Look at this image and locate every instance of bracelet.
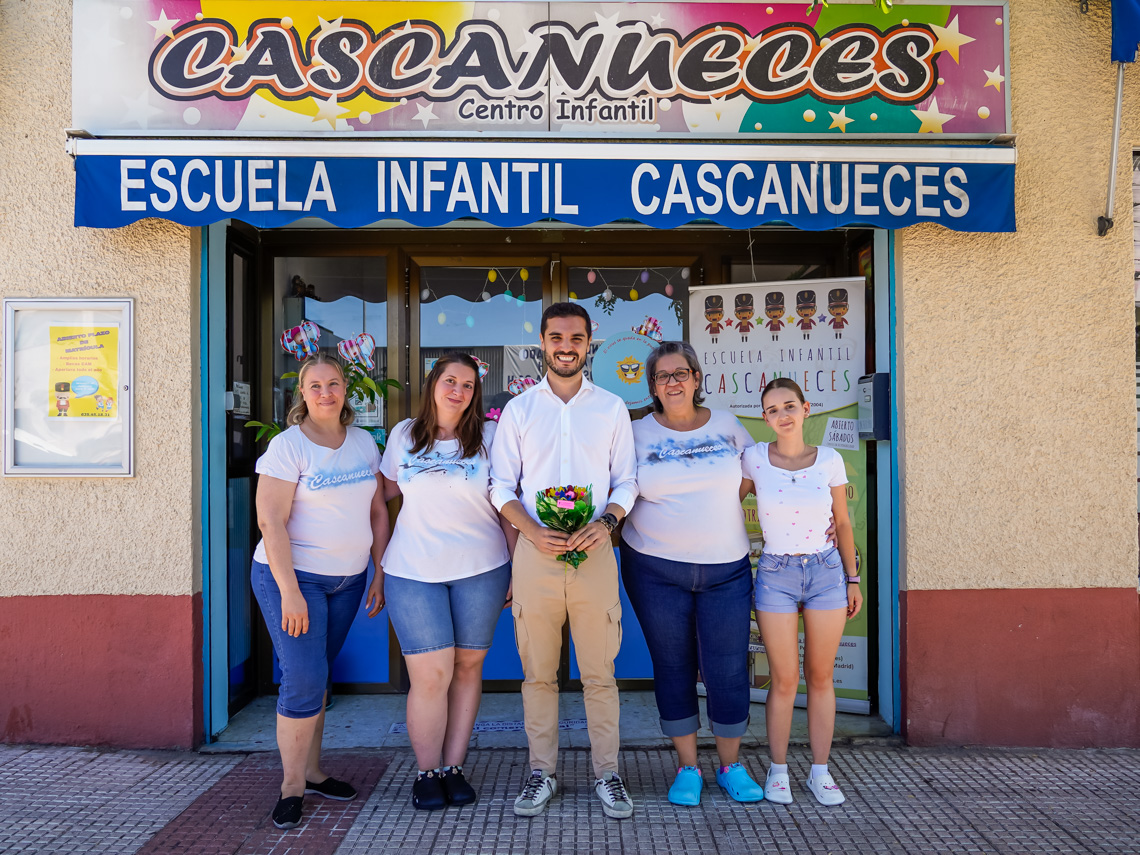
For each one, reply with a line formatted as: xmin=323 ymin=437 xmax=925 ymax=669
xmin=845 ymin=576 xmax=861 ymax=584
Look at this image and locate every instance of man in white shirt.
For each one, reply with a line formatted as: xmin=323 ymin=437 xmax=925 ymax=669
xmin=490 ymin=302 xmax=638 ymax=819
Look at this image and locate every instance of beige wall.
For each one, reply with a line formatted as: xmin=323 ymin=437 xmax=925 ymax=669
xmin=0 ymin=1 xmax=197 ymax=597
xmin=897 ymin=0 xmax=1139 ymax=590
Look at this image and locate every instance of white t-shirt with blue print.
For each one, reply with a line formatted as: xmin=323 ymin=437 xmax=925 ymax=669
xmin=252 ymin=425 xmax=381 ymax=577
xmin=379 ymin=419 xmax=509 ymax=583
xmin=622 ymin=409 xmax=755 ymax=564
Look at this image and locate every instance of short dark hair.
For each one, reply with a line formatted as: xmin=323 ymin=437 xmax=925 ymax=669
xmin=645 ymin=341 xmax=704 ymax=414
xmin=541 ymin=302 xmax=591 ymax=336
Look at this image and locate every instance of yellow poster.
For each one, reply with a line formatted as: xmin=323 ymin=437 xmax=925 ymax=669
xmin=48 ymin=326 xmax=119 ymax=419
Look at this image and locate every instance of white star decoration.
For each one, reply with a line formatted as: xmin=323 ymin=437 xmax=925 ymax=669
xmin=650 ymin=12 xmax=665 ymax=28
xmin=828 ymin=106 xmax=854 ymax=133
xmin=414 ymin=101 xmax=438 ymax=128
xmin=520 ymin=28 xmax=545 ymax=56
xmin=121 ymin=90 xmax=162 ymax=127
xmin=148 ymin=9 xmax=179 ymax=41
xmin=311 ymin=93 xmax=350 ymax=129
xmin=911 ymin=97 xmax=955 ymax=133
xmin=983 ymin=65 xmax=1005 ymax=91
xmin=930 ymin=15 xmax=975 ymax=64
xmin=317 ymin=16 xmax=344 ymax=36
xmin=594 ymin=11 xmax=621 ymax=37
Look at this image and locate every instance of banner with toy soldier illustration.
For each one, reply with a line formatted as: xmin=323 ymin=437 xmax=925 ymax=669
xmin=689 ymin=277 xmax=869 ymax=712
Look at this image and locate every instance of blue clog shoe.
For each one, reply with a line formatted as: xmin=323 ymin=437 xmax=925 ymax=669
xmin=716 ymin=762 xmax=765 ymax=803
xmin=667 ymin=766 xmax=703 ymax=806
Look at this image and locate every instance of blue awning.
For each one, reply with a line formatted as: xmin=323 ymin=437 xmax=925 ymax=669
xmin=1114 ymin=0 xmax=1140 ymax=62
xmin=69 ymin=139 xmax=1016 ymax=233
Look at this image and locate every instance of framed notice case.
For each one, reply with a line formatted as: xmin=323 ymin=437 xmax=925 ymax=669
xmin=3 ymin=298 xmax=134 ymax=476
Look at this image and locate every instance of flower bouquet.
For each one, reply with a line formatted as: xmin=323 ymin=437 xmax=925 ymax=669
xmin=535 ymin=485 xmax=597 ymax=568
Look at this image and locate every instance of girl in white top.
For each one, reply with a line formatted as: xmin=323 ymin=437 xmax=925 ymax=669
xmin=253 ymin=353 xmax=389 ymax=829
xmin=741 ymin=377 xmax=863 ymax=807
xmin=367 ymin=353 xmax=512 ymax=811
xmin=620 ymin=341 xmax=765 ymax=807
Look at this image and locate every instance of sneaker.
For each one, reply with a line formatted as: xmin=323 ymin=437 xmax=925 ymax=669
xmin=715 ymin=762 xmax=765 ymax=803
xmin=805 ymin=771 xmax=846 ymax=806
xmin=412 ymin=770 xmax=448 ymax=810
xmin=763 ymin=768 xmax=793 ymax=804
xmin=667 ymin=766 xmax=703 ymax=806
xmin=304 ymin=776 xmax=357 ymax=801
xmin=440 ymin=765 xmax=477 ymax=806
xmin=514 ymin=770 xmax=557 ymax=816
xmin=271 ymin=795 xmax=303 ymax=829
xmin=594 ymin=771 xmax=634 ymax=819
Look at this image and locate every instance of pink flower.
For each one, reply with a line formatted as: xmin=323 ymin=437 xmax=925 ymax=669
xmin=486 ymin=407 xmax=502 ymax=422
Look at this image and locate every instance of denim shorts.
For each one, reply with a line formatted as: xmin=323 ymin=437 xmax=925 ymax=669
xmin=753 ymin=547 xmax=848 ymax=613
xmin=385 ymin=563 xmax=511 ymax=655
xmin=251 ymin=560 xmax=366 ymax=719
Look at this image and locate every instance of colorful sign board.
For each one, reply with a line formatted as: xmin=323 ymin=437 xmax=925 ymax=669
xmin=72 ymin=141 xmax=1017 ymax=232
xmin=690 ymin=277 xmax=870 ymax=710
xmin=72 ymin=1 xmax=1010 ymax=139
xmin=48 ymin=326 xmax=120 ymax=419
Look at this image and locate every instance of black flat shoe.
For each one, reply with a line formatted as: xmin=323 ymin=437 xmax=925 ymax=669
xmin=305 ymin=776 xmax=357 ymax=801
xmin=272 ymin=795 xmax=304 ymax=829
xmin=441 ymin=766 xmax=477 ymax=806
xmin=412 ymin=770 xmax=448 ymax=810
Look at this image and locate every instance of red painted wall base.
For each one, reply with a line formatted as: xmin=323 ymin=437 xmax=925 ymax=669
xmin=0 ymin=594 xmax=202 ymax=749
xmin=901 ymin=587 xmax=1140 ymax=747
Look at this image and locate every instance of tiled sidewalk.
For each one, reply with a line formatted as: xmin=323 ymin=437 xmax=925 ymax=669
xmin=2 ymin=743 xmax=1139 ymax=854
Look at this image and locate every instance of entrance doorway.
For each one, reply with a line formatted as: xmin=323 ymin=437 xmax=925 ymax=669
xmin=211 ymin=225 xmax=880 ymax=733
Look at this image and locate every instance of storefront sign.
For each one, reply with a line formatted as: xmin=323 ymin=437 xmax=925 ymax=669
xmin=72 ymin=1 xmax=1010 ymax=139
xmin=690 ymin=277 xmax=870 ymax=710
xmin=73 ymin=141 xmax=1016 ymax=232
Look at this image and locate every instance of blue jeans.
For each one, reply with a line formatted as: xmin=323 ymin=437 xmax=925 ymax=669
xmin=385 ymin=563 xmax=511 ymax=655
xmin=754 ymin=548 xmax=848 ymax=613
xmin=251 ymin=561 xmax=366 ymax=719
xmin=619 ymin=542 xmax=753 ymax=738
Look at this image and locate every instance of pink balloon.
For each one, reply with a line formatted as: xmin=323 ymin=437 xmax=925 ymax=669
xmin=587 ymin=270 xmax=596 ymax=284
xmin=665 ymin=283 xmax=674 ymax=297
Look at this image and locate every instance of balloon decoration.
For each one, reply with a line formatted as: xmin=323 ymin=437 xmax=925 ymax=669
xmin=640 ymin=269 xmax=650 ymax=283
xmin=280 ymin=321 xmax=320 ymax=360
xmin=336 ymin=332 xmax=377 ymax=370
xmin=508 ymin=377 xmax=538 ymax=396
xmin=632 ymin=317 xmax=664 ymax=342
xmin=630 ymin=288 xmax=639 ymax=300
xmin=472 ymin=355 xmax=490 ymax=378
xmin=665 ymin=283 xmax=674 ymax=297
xmin=520 ymin=269 xmax=529 ymax=281
xmin=681 ymin=267 xmax=691 ymax=280
xmin=488 ymin=270 xmax=498 ymax=283
xmin=587 ymin=270 xmax=597 ymax=284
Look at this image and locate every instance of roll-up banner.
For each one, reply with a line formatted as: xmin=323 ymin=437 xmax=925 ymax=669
xmin=689 ymin=276 xmax=870 ymax=713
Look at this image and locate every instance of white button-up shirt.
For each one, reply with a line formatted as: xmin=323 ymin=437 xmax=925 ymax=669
xmin=490 ymin=374 xmax=638 ymax=524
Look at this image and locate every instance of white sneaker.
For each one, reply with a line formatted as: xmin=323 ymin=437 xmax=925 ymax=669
xmin=513 ymin=770 xmax=557 ymax=816
xmin=594 ymin=771 xmax=634 ymax=819
xmin=764 ymin=768 xmax=793 ymax=804
xmin=805 ymin=771 xmax=845 ymax=806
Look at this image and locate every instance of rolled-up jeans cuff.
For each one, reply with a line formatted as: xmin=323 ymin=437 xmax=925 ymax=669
xmin=660 ymin=713 xmax=701 ymax=738
xmin=709 ymin=716 xmax=749 ymax=739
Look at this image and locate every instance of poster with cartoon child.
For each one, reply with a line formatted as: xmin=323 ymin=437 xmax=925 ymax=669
xmin=47 ymin=326 xmax=119 ymax=419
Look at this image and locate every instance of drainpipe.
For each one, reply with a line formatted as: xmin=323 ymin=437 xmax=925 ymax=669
xmin=1098 ymin=62 xmax=1126 ymax=236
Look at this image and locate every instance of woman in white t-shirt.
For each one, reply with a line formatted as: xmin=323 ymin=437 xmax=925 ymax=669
xmin=741 ymin=377 xmax=864 ymax=807
xmin=367 ymin=353 xmax=512 ymax=811
xmin=251 ymin=353 xmax=389 ymax=830
xmin=619 ymin=341 xmax=764 ymax=807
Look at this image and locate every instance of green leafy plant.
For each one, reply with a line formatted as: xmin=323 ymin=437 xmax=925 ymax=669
xmin=807 ymin=0 xmax=893 ymax=13
xmin=244 ymin=368 xmax=402 ymax=449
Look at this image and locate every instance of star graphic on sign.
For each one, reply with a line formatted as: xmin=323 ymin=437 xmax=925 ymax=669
xmin=650 ymin=12 xmax=665 ymax=28
xmin=121 ymin=90 xmax=163 ymax=127
xmin=828 ymin=106 xmax=854 ymax=133
xmin=594 ymin=10 xmax=621 ymax=37
xmin=401 ymin=20 xmax=414 ymax=33
xmin=229 ymin=42 xmax=251 ymax=63
xmin=311 ymin=93 xmax=350 ymax=128
xmin=930 ymin=15 xmax=975 ymax=63
xmin=744 ymin=33 xmax=763 ymax=52
xmin=911 ymin=97 xmax=954 ymax=133
xmin=520 ymin=27 xmax=545 ymax=56
xmin=708 ymin=94 xmax=726 ymax=120
xmin=317 ymin=16 xmax=344 ymax=36
xmin=414 ymin=101 xmax=438 ymax=128
xmin=983 ymin=65 xmax=1005 ymax=91
xmin=148 ymin=9 xmax=180 ymax=41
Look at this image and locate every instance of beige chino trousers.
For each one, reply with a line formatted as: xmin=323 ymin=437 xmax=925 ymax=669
xmin=510 ymin=533 xmax=623 ymax=780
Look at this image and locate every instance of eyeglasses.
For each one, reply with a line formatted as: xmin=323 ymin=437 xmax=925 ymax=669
xmin=651 ymin=369 xmax=692 ymax=385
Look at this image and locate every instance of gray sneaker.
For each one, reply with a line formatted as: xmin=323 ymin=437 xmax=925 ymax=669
xmin=513 ymin=770 xmax=557 ymax=816
xmin=594 ymin=772 xmax=634 ymax=819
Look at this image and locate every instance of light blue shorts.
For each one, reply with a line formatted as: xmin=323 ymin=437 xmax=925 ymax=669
xmin=754 ymin=547 xmax=848 ymax=613
xmin=385 ymin=563 xmax=511 ymax=655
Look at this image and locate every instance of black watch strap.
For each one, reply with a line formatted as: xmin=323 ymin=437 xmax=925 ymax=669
xmin=599 ymin=512 xmax=618 ymax=532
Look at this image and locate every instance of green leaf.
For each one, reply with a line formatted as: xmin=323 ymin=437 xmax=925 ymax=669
xmin=281 ymin=371 xmax=298 ymax=379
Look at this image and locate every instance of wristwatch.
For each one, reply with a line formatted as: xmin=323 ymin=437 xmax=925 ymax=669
xmin=599 ymin=513 xmax=618 ymax=533
xmin=845 ymin=576 xmax=861 ymax=584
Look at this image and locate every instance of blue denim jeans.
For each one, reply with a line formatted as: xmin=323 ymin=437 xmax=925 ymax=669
xmin=384 ymin=563 xmax=511 ymax=655
xmin=251 ymin=560 xmax=366 ymax=719
xmin=754 ymin=547 xmax=848 ymax=613
xmin=619 ymin=542 xmax=752 ymax=738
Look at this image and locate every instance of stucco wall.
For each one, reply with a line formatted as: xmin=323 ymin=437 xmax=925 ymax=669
xmin=0 ymin=0 xmax=197 ymax=598
xmin=897 ymin=0 xmax=1140 ymax=591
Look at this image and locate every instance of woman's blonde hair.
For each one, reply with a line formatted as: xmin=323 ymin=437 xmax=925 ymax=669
xmin=286 ymin=353 xmax=356 ymax=427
